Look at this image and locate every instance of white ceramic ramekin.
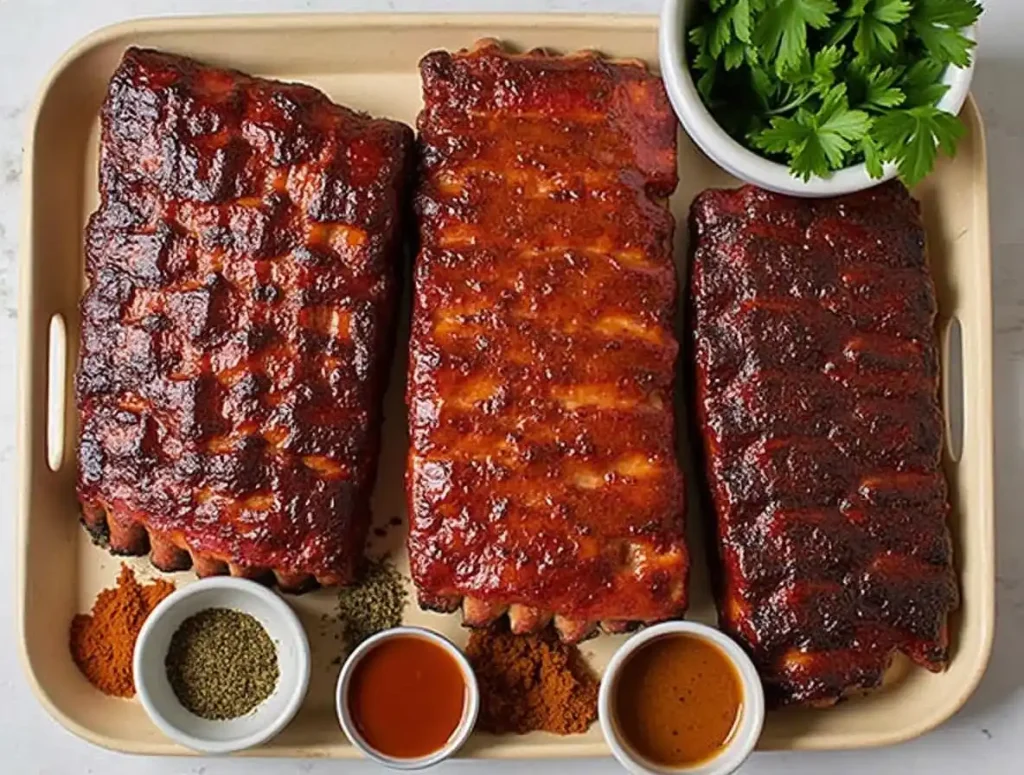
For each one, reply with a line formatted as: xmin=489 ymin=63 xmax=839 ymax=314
xmin=659 ymin=0 xmax=977 ymax=197
xmin=599 ymin=621 xmax=765 ymax=775
xmin=335 ymin=626 xmax=480 ymax=770
xmin=133 ymin=577 xmax=311 ymax=754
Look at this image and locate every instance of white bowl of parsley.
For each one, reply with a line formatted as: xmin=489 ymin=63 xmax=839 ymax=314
xmin=659 ymin=0 xmax=981 ymax=196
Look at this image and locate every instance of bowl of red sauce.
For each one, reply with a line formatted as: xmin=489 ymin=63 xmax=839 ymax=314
xmin=336 ymin=626 xmax=479 ymax=769
xmin=599 ymin=621 xmax=765 ymax=775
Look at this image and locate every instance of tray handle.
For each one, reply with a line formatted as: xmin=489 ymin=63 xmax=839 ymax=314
xmin=45 ymin=313 xmax=68 ymax=472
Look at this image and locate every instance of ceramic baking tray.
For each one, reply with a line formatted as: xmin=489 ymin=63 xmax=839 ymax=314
xmin=16 ymin=13 xmax=994 ymax=758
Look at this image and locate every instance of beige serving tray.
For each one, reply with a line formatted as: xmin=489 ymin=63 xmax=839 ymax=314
xmin=17 ymin=12 xmax=994 ymax=759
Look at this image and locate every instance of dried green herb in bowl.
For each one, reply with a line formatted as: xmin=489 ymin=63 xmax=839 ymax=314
xmin=165 ymin=608 xmax=279 ymax=720
xmin=685 ymin=0 xmax=983 ymax=186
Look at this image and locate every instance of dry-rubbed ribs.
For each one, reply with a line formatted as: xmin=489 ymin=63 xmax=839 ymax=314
xmin=407 ymin=40 xmax=687 ymax=642
xmin=690 ymin=182 xmax=958 ymax=706
xmin=76 ymin=48 xmax=412 ymax=591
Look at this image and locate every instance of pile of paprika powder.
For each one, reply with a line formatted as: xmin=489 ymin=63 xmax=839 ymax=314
xmin=69 ymin=564 xmax=175 ymax=697
xmin=466 ymin=625 xmax=599 ymax=735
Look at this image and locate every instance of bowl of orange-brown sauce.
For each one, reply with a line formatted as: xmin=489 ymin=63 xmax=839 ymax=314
xmin=599 ymin=622 xmax=765 ymax=775
xmin=336 ymin=626 xmax=479 ymax=769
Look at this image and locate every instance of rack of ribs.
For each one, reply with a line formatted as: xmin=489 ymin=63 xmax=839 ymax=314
xmin=406 ymin=40 xmax=687 ymax=643
xmin=690 ymin=181 xmax=958 ymax=705
xmin=76 ymin=48 xmax=412 ymax=591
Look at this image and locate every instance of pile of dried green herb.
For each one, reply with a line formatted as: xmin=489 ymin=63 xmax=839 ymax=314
xmin=165 ymin=608 xmax=279 ymax=720
xmin=336 ymin=558 xmax=407 ymax=652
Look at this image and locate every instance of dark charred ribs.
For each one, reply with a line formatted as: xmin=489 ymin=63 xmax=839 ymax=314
xmin=690 ymin=181 xmax=958 ymax=705
xmin=76 ymin=48 xmax=413 ymax=591
xmin=406 ymin=40 xmax=688 ymax=642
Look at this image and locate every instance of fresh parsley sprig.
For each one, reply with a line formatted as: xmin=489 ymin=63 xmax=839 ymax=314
xmin=687 ymin=0 xmax=982 ymax=186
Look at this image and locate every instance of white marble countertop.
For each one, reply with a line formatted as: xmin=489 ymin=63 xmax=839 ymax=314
xmin=2 ymin=1 xmax=1021 ymax=773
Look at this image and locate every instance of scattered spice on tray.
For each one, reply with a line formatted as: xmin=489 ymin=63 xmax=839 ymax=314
xmin=165 ymin=608 xmax=279 ymax=720
xmin=466 ymin=625 xmax=599 ymax=735
xmin=69 ymin=564 xmax=175 ymax=698
xmin=336 ymin=558 xmax=407 ymax=652
xmin=365 ymin=516 xmax=404 ymax=544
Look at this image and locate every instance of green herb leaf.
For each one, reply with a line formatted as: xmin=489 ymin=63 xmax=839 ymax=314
xmin=854 ymin=17 xmax=898 ymax=59
xmin=688 ymin=22 xmax=718 ymax=101
xmin=873 ymin=0 xmax=912 ymax=25
xmin=697 ymin=66 xmax=718 ymax=102
xmin=753 ymin=84 xmax=871 ymax=180
xmin=900 ymin=57 xmax=949 ymax=106
xmin=724 ymin=39 xmax=748 ymax=70
xmin=750 ymin=64 xmax=777 ymax=105
xmin=872 ymin=105 xmax=965 ymax=186
xmin=755 ymin=0 xmax=839 ymax=73
xmin=731 ymin=0 xmax=754 ymax=44
xmin=902 ymin=56 xmax=945 ymax=87
xmin=913 ymin=0 xmax=983 ymax=28
xmin=689 ymin=22 xmax=716 ymax=70
xmin=847 ymin=0 xmax=911 ymax=60
xmin=827 ymin=17 xmax=857 ymax=46
xmin=911 ymin=21 xmax=975 ymax=67
xmin=752 ymin=111 xmax=806 ymax=155
xmin=862 ymin=65 xmax=906 ymax=110
xmin=812 ymin=44 xmax=845 ymax=88
xmin=779 ymin=44 xmax=843 ymax=90
xmin=817 ymin=83 xmax=873 ymax=147
xmin=688 ymin=23 xmax=708 ymax=59
xmin=861 ymin=134 xmax=885 ymax=178
xmin=709 ymin=13 xmax=734 ymax=58
xmin=911 ymin=0 xmax=981 ymax=67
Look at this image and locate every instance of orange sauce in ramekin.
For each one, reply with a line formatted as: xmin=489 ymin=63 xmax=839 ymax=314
xmin=614 ymin=633 xmax=743 ymax=767
xmin=348 ymin=635 xmax=467 ymax=759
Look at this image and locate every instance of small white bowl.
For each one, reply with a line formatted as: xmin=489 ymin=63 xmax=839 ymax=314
xmin=599 ymin=621 xmax=765 ymax=775
xmin=659 ymin=0 xmax=977 ymax=197
xmin=133 ymin=577 xmax=311 ymax=754
xmin=336 ymin=626 xmax=480 ymax=770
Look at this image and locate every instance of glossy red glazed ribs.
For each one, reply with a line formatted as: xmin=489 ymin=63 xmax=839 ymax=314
xmin=690 ymin=182 xmax=958 ymax=705
xmin=76 ymin=48 xmax=412 ymax=590
xmin=407 ymin=40 xmax=687 ymax=642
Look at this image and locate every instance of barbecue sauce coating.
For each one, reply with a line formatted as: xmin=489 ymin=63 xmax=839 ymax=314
xmin=407 ymin=40 xmax=688 ymax=637
xmin=76 ymin=48 xmax=413 ymax=588
xmin=690 ymin=182 xmax=958 ymax=706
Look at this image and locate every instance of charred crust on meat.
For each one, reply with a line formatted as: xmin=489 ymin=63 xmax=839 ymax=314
xmin=689 ymin=181 xmax=958 ymax=707
xmin=79 ymin=515 xmax=111 ymax=549
xmin=75 ymin=47 xmax=413 ymax=590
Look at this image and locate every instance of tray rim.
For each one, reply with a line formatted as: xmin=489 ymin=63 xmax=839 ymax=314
xmin=15 ymin=11 xmax=995 ymax=759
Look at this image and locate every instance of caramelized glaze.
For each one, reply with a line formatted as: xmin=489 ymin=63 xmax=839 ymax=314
xmin=406 ymin=40 xmax=688 ymax=640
